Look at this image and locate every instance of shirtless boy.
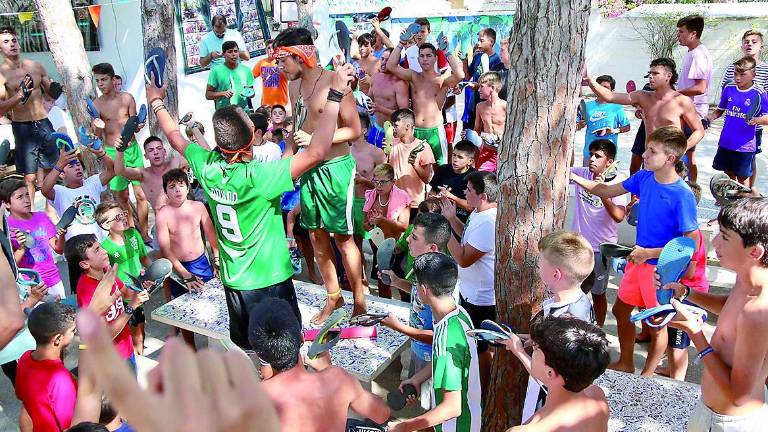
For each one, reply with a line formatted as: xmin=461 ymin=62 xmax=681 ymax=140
xmin=506 ymin=315 xmax=610 ymax=432
xmin=249 ymin=298 xmax=391 ymax=432
xmin=351 ymin=113 xmax=386 ymax=249
xmin=354 ymin=33 xmax=380 ymax=95
xmin=91 ymin=63 xmax=151 ymax=243
xmin=0 ymin=26 xmax=63 ymax=201
xmin=155 ymin=168 xmax=219 ymax=347
xmin=368 ymin=49 xmax=409 ymax=147
xmin=387 ymin=34 xmax=464 ymax=165
xmin=664 ymin=198 xmax=768 ymax=431
xmin=588 ymin=58 xmax=705 ymax=160
xmin=473 ymin=71 xmax=507 ymax=172
xmin=274 ymin=27 xmax=367 ymax=322
xmin=114 ymin=136 xmax=186 ymax=212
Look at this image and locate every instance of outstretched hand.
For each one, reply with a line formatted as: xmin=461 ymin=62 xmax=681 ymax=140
xmin=145 ymin=71 xmax=168 ymax=102
xmin=76 ymin=309 xmax=280 ymax=432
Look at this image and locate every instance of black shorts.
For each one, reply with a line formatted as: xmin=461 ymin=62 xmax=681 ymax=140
xmin=224 ymin=278 xmax=302 ymax=349
xmin=129 ymin=305 xmax=146 ymax=327
xmin=631 ymin=121 xmax=646 ymax=156
xmin=11 ymin=118 xmax=58 ymax=174
xmin=459 ymin=295 xmax=496 ymax=353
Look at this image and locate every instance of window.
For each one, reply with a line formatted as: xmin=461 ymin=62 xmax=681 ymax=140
xmin=0 ymin=0 xmax=100 ymax=52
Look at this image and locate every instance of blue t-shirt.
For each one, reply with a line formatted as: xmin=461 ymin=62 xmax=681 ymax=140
xmin=718 ymin=84 xmax=768 ymax=152
xmin=622 ymin=170 xmax=698 ymax=264
xmin=582 ymin=101 xmax=630 ymax=158
xmin=462 ymin=52 xmax=504 ymax=122
xmin=409 ymin=283 xmax=433 ymax=362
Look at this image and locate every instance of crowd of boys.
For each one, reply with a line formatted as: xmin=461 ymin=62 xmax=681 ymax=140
xmin=0 ymin=10 xmax=765 ymax=432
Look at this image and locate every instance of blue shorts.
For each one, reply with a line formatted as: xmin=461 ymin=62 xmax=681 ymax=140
xmin=11 ymin=119 xmax=58 ymax=174
xmin=366 ymin=122 xmax=385 ymax=149
xmin=169 ymin=253 xmax=214 ymax=298
xmin=668 ymin=300 xmax=697 ymax=349
xmin=713 ymin=147 xmax=754 ymax=178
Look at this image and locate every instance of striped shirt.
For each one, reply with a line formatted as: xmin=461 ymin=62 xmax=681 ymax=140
xmin=721 ymin=62 xmax=768 ymax=91
xmin=432 ymin=306 xmax=482 ymax=432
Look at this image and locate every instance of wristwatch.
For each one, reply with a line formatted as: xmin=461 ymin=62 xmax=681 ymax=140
xmin=124 ymin=305 xmax=135 ymax=315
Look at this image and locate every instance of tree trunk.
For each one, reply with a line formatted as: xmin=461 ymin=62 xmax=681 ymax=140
xmin=141 ymin=0 xmax=179 ymax=135
xmin=485 ymin=1 xmax=591 ymax=430
xmin=33 ymin=0 xmax=98 ymax=174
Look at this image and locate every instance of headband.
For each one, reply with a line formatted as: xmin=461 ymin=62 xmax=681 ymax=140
xmin=272 ymin=45 xmax=318 ymax=68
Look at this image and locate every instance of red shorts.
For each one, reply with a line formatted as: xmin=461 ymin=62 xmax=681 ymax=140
xmin=617 ymin=261 xmax=659 ymax=309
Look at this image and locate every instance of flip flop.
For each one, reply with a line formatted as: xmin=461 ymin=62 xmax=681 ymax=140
xmin=465 ymin=329 xmax=510 ymax=346
xmin=20 ymin=231 xmax=35 ymax=249
xmin=437 ymin=32 xmax=448 ymax=51
xmin=349 ymin=312 xmax=389 ymax=327
xmin=126 ymin=258 xmax=172 ymax=295
xmin=387 ymin=383 xmax=417 ymax=410
xmin=480 ymin=319 xmax=513 ymax=336
xmin=307 ymin=308 xmax=347 ymax=359
xmin=464 ymin=129 xmax=483 ymax=148
xmin=630 ymin=303 xmax=708 ymax=328
xmin=383 ymin=121 xmax=394 ymax=155
xmin=368 ymin=227 xmax=385 ymax=247
xmin=456 ymin=81 xmax=474 ymax=92
xmin=242 ymin=87 xmax=255 ymax=99
xmin=17 ymin=269 xmax=41 ymax=286
xmin=377 ymin=238 xmax=396 ymax=284
xmin=625 ymin=80 xmax=636 ymax=93
xmin=144 ymin=47 xmax=166 ymax=88
xmin=627 ymin=203 xmax=639 ymax=226
xmin=294 ymin=96 xmax=308 ymax=132
xmin=599 ymin=242 xmax=633 ymax=258
xmin=377 ymin=6 xmax=392 ymax=21
xmin=20 ymin=74 xmax=33 ymax=105
xmin=56 ymin=206 xmax=78 ymax=231
xmin=118 ymin=116 xmax=139 ymax=151
xmin=400 ymin=22 xmax=422 ymax=43
xmin=137 ymin=104 xmax=147 ymax=124
xmin=602 ymin=160 xmax=620 ymax=181
xmin=77 ymin=126 xmax=102 ymax=151
xmin=578 ymin=99 xmax=587 ymax=123
xmin=709 ymin=172 xmax=752 ymax=207
xmin=745 ymin=93 xmax=761 ymax=122
xmin=480 ymin=53 xmax=490 ymax=74
xmin=47 ymin=81 xmax=63 ymax=99
xmin=85 ymin=97 xmax=99 ymax=119
xmin=179 ymin=112 xmax=193 ymax=125
xmin=0 ymin=139 xmax=10 ymax=165
xmin=655 ymin=236 xmax=696 ymax=304
xmin=52 ymin=132 xmax=77 ymax=153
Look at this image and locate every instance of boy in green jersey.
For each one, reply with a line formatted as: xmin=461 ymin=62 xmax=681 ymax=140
xmin=145 ymin=56 xmax=355 ymax=349
xmin=95 ymin=201 xmax=152 ymax=355
xmin=389 ymin=252 xmax=482 ymax=432
xmin=205 ymin=41 xmax=254 ymax=111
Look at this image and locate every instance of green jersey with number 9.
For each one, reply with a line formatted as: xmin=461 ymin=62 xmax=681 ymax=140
xmin=185 ymin=143 xmax=295 ymax=289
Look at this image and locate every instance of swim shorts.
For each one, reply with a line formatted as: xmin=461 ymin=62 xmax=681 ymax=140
xmin=169 ymin=252 xmax=215 ymax=298
xmin=353 ymin=196 xmax=368 ymax=239
xmin=299 ymin=154 xmax=356 ymax=235
xmin=617 ymin=261 xmax=657 ymax=309
xmin=11 ymin=119 xmax=57 ymax=174
xmin=688 ymin=398 xmax=768 ymax=432
xmin=414 ymin=125 xmax=447 ymax=165
xmin=713 ymin=147 xmax=755 ymax=178
xmin=105 ymin=141 xmax=145 ymax=191
xmin=581 ymin=251 xmax=609 ymax=296
xmin=631 ymin=121 xmax=646 ymax=157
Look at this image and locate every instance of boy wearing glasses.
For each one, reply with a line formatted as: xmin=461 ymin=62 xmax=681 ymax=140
xmin=95 ymin=201 xmax=151 ymax=355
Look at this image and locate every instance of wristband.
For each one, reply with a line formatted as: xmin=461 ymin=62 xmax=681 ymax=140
xmin=54 ymin=165 xmax=64 ymax=173
xmin=150 ymin=97 xmax=164 ymax=106
xmin=695 ymin=346 xmax=714 ymax=364
xmin=327 ymin=88 xmax=344 ymax=103
xmin=96 ymin=153 xmax=105 ymax=160
xmin=679 ymin=284 xmax=691 ymax=302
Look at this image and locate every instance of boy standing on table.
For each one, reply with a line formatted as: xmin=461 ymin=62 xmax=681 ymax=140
xmin=571 ymin=126 xmax=699 ymax=377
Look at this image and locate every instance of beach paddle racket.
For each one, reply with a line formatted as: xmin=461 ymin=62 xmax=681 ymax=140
xmin=745 ymin=93 xmax=762 ymax=122
xmin=56 ymin=206 xmax=78 ymax=231
xmin=387 ymin=383 xmax=417 ymax=411
xmin=626 ymin=80 xmax=636 ymax=93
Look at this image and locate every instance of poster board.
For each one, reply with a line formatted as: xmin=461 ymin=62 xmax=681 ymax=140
xmin=176 ymin=0 xmax=272 ymax=74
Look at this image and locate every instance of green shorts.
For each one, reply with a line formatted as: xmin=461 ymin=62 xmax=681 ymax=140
xmin=299 ymin=154 xmax=356 ymax=235
xmin=353 ymin=197 xmax=368 ymax=239
xmin=414 ymin=126 xmax=446 ymax=165
xmin=105 ymin=142 xmax=145 ymax=192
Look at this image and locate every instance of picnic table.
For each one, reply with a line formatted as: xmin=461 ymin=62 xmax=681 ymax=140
xmin=151 ymin=278 xmax=411 ymax=382
xmin=597 ymin=369 xmax=700 ymax=432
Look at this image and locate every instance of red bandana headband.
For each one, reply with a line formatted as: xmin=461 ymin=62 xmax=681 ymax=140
xmin=272 ymin=45 xmax=318 ymax=68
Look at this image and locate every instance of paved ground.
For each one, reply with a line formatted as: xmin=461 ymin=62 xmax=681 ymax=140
xmin=0 ymin=109 xmax=757 ymax=429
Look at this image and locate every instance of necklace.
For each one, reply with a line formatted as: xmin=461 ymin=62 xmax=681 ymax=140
xmin=377 ymin=192 xmax=390 ymax=207
xmin=294 ymin=69 xmax=323 ymax=131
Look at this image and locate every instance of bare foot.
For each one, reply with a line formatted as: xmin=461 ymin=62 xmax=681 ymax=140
xmin=607 ymin=361 xmax=635 ymax=374
xmin=351 ymin=301 xmax=367 ymax=318
xmin=311 ymin=296 xmax=344 ymax=325
xmin=654 ymin=365 xmax=671 ymax=377
xmin=309 ymin=273 xmax=323 ymax=286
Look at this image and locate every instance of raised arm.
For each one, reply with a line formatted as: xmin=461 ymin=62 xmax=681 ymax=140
xmin=42 ymin=148 xmax=78 ymax=200
xmin=371 ymin=18 xmax=394 ymax=49
xmin=145 ymin=75 xmax=190 ymax=156
xmin=289 ymin=65 xmax=354 ymax=179
xmin=588 ymin=76 xmax=634 ymax=105
xmin=95 ymin=146 xmax=115 ymax=186
xmin=387 ymin=44 xmax=415 ymax=82
xmin=570 ymin=172 xmax=628 ymax=199
xmin=442 ymin=47 xmax=465 ymax=89
xmin=114 ymin=148 xmax=143 ymax=182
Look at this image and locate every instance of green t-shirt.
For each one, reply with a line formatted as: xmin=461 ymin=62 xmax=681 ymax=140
xmin=207 ymin=63 xmax=254 ymax=110
xmin=101 ymin=228 xmax=146 ymax=286
xmin=432 ymin=307 xmax=482 ymax=432
xmin=185 ymin=143 xmax=295 ymax=290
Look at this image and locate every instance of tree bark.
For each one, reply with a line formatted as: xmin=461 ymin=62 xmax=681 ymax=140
xmin=485 ymin=1 xmax=591 ymax=430
xmin=33 ymin=0 xmax=98 ymax=174
xmin=141 ymin=0 xmax=179 ymax=135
